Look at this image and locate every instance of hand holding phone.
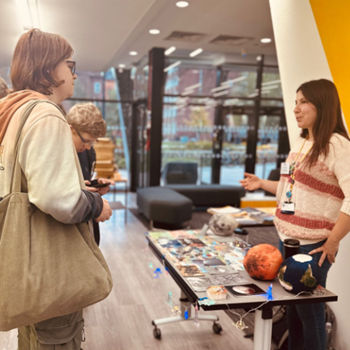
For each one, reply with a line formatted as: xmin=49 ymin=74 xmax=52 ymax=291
xmin=89 ymin=179 xmax=109 ymax=188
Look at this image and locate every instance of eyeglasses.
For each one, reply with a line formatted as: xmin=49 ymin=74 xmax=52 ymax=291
xmin=66 ymin=60 xmax=76 ymax=75
xmin=75 ymin=129 xmax=96 ymax=146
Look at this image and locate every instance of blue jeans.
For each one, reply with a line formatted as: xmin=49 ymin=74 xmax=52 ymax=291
xmin=278 ymin=239 xmax=333 ymax=350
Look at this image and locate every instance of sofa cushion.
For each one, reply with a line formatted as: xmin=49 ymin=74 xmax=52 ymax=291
xmin=166 ymin=184 xmax=245 ymax=207
xmin=137 ymin=187 xmax=193 ymax=224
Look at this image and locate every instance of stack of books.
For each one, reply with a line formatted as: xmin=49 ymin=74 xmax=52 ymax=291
xmin=94 ymin=138 xmax=116 ymax=178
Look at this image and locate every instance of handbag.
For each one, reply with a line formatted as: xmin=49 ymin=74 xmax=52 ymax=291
xmin=0 ymin=100 xmax=113 ymax=331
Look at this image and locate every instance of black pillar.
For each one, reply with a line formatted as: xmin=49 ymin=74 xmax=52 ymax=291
xmin=245 ymin=56 xmax=264 ymax=174
xmin=116 ymin=68 xmax=133 ymax=101
xmin=148 ymin=48 xmax=165 ymax=186
xmin=116 ymin=68 xmax=133 ymax=148
xmin=130 ymin=102 xmax=138 ymax=192
xmin=102 ymin=73 xmax=106 ymax=118
xmin=211 ymin=66 xmax=224 ymax=184
xmin=116 ymin=68 xmax=133 ymax=128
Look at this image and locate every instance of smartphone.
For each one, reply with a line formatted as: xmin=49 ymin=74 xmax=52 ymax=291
xmin=89 ymin=179 xmax=109 ymax=188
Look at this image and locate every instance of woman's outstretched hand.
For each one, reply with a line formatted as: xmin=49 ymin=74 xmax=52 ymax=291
xmin=239 ymin=172 xmax=262 ymax=191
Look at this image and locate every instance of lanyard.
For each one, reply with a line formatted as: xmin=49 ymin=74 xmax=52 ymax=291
xmin=285 ymin=138 xmax=312 ymax=202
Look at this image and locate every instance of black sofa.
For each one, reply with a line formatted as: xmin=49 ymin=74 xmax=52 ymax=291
xmin=166 ymin=184 xmax=245 ymax=208
xmin=137 ymin=187 xmax=193 ymax=228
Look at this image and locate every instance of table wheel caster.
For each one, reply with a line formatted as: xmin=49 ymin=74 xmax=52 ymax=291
xmin=213 ymin=322 xmax=223 ymax=334
xmin=153 ymin=327 xmax=161 ymax=340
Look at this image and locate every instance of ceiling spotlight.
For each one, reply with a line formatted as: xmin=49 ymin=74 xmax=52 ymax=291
xmin=118 ymin=64 xmax=126 ymax=68
xmin=165 ymin=46 xmax=176 ymax=56
xmin=260 ymin=38 xmax=272 ymax=44
xmin=189 ymin=48 xmax=203 ymax=58
xmin=15 ymin=0 xmax=40 ymax=29
xmin=149 ymin=29 xmax=160 ymax=35
xmin=129 ymin=51 xmax=138 ymax=56
xmin=176 ymin=1 xmax=189 ymax=8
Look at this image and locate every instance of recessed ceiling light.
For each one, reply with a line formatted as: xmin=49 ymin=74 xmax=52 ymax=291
xmin=15 ymin=0 xmax=40 ymax=30
xmin=165 ymin=46 xmax=176 ymax=56
xmin=260 ymin=38 xmax=272 ymax=43
xmin=189 ymin=48 xmax=203 ymax=58
xmin=149 ymin=29 xmax=160 ymax=35
xmin=118 ymin=64 xmax=126 ymax=68
xmin=129 ymin=51 xmax=138 ymax=56
xmin=176 ymin=1 xmax=189 ymax=8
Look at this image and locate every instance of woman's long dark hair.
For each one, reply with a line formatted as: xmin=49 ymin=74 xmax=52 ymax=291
xmin=297 ymin=79 xmax=349 ymax=167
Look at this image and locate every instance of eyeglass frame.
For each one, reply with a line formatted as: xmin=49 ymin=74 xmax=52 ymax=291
xmin=66 ymin=60 xmax=76 ymax=75
xmin=75 ymin=128 xmax=97 ymax=146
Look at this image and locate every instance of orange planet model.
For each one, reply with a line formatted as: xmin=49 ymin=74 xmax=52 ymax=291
xmin=243 ymin=244 xmax=283 ymax=280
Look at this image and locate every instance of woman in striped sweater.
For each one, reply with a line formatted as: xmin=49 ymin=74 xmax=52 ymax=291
xmin=240 ymin=79 xmax=350 ymax=350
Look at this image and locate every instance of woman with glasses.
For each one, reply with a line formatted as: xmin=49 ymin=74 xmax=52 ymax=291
xmin=0 ymin=28 xmax=112 ymax=349
xmin=66 ymin=102 xmax=115 ymax=245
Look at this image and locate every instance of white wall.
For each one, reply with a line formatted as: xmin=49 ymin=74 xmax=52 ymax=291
xmin=269 ymin=0 xmax=332 ymax=147
xmin=269 ymin=1 xmax=350 ymax=348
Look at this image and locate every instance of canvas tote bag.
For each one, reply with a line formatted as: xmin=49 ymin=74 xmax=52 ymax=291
xmin=0 ymin=100 xmax=113 ymax=331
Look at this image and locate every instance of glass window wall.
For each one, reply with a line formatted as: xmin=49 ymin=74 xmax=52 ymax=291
xmin=0 ymin=66 xmax=11 ymax=87
xmin=261 ymin=67 xmax=283 ymax=100
xmin=164 ymin=66 xmax=217 ymax=96
xmin=161 ymin=103 xmax=215 ymax=185
xmin=222 ymin=65 xmax=258 ymax=98
xmin=133 ymin=59 xmax=149 ymax=100
xmin=220 ymin=112 xmax=249 ymax=185
xmin=160 ymin=62 xmax=287 ymax=187
xmin=256 ymin=115 xmax=280 ymax=179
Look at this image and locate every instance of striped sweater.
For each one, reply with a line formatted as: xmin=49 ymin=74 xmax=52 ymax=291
xmin=274 ymin=134 xmax=350 ymax=244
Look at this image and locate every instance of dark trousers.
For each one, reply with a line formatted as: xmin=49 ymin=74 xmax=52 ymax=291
xmin=279 ymin=239 xmax=332 ymax=350
xmin=18 ymin=310 xmax=84 ymax=350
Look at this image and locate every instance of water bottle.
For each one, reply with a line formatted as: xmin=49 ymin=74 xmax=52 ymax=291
xmin=283 ymin=239 xmax=300 ymax=259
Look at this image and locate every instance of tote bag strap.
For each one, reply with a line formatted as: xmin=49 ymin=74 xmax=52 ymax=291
xmin=10 ymin=100 xmax=63 ymax=193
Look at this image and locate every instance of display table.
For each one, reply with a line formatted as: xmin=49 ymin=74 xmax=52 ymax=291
xmin=146 ymin=230 xmax=337 ymax=350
